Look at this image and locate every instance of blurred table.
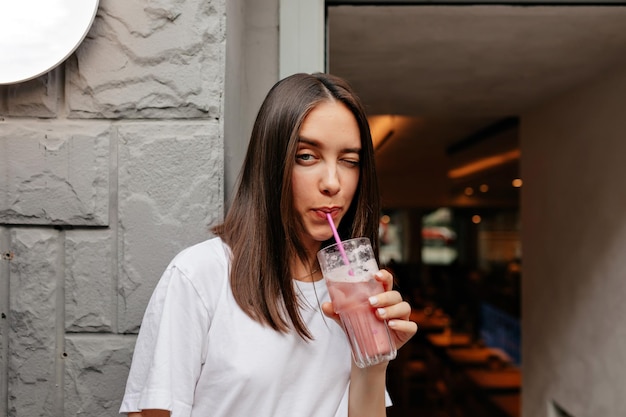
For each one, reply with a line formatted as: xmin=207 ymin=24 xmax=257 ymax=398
xmin=426 ymin=332 xmax=472 ymax=349
xmin=464 ymin=367 xmax=521 ymax=392
xmin=446 ymin=346 xmax=512 ymax=367
xmin=410 ymin=309 xmax=451 ymax=332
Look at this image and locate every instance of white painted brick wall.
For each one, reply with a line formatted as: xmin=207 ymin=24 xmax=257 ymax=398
xmin=117 ymin=121 xmax=223 ymax=332
xmin=64 ymin=335 xmax=136 ymax=417
xmin=67 ymin=0 xmax=224 ymax=120
xmin=7 ymin=228 xmax=60 ymax=416
xmin=66 ymin=229 xmax=114 ymax=332
xmin=0 ymin=0 xmax=226 ymax=415
xmin=0 ymin=121 xmax=111 ymax=226
xmin=4 ymin=71 xmax=61 ymax=118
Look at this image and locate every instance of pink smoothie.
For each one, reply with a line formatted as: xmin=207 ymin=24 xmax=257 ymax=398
xmin=327 ymin=280 xmax=394 ymax=360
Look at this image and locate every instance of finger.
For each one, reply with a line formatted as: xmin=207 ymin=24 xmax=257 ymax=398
xmin=374 ymin=269 xmax=394 ymax=292
xmin=321 ymin=301 xmax=338 ymax=319
xmin=369 ymin=290 xmax=404 ymax=309
xmin=374 ymin=300 xmax=412 ymax=321
xmin=388 ymin=319 xmax=418 ymax=339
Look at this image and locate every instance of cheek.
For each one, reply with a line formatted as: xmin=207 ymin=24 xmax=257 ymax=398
xmin=345 ymin=173 xmax=360 ymax=200
xmin=291 ymin=175 xmax=310 ymax=207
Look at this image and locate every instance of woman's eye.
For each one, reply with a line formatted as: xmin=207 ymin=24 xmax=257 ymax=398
xmin=342 ymin=158 xmax=360 ymax=167
xmin=296 ymin=153 xmax=316 ymax=163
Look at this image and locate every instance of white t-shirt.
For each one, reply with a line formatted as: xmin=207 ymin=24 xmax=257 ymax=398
xmin=120 ymin=237 xmax=388 ymax=417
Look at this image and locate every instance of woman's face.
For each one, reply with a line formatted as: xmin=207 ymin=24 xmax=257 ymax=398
xmin=291 ymin=100 xmax=361 ymax=253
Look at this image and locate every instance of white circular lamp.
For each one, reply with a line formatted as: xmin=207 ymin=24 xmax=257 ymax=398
xmin=0 ymin=0 xmax=99 ymax=85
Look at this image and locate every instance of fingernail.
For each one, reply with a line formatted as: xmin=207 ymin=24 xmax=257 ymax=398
xmin=375 ymin=271 xmax=384 ymax=279
xmin=388 ymin=320 xmax=396 ymax=328
xmin=377 ymin=308 xmax=386 ymax=317
xmin=369 ymin=296 xmax=378 ymax=306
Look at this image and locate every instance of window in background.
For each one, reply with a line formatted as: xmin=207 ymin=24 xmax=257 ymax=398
xmin=473 ymin=209 xmax=522 ymax=317
xmin=421 ymin=207 xmax=458 ymax=265
xmin=477 ymin=210 xmax=521 ymax=272
xmin=379 ymin=211 xmax=404 ymax=264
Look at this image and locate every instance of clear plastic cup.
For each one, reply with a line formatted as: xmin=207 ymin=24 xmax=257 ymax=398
xmin=317 ymin=237 xmax=397 ymax=368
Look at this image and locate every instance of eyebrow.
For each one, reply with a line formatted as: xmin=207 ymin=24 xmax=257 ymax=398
xmin=297 ymin=137 xmax=361 ymax=154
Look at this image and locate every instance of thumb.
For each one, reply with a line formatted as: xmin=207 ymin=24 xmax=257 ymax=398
xmin=321 ymin=302 xmax=339 ymax=320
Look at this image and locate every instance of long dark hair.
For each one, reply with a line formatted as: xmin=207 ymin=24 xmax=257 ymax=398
xmin=214 ymin=73 xmax=381 ymax=339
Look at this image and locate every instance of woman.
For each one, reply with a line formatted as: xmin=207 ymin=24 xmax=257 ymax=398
xmin=120 ymin=73 xmax=417 ymax=417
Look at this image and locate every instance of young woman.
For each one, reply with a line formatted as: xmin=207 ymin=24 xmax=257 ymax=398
xmin=120 ymin=73 xmax=417 ymax=417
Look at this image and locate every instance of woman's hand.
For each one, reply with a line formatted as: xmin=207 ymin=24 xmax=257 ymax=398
xmin=369 ymin=268 xmax=418 ymax=350
xmin=321 ymin=268 xmax=417 ymax=351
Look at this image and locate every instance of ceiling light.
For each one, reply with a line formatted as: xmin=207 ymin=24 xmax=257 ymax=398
xmin=512 ymin=178 xmax=523 ymax=188
xmin=368 ymin=114 xmax=414 ymax=151
xmin=472 ymin=215 xmax=481 ymax=224
xmin=479 ymin=184 xmax=489 ymax=193
xmin=464 ymin=187 xmax=474 ymax=196
xmin=448 ymin=149 xmax=521 ymax=179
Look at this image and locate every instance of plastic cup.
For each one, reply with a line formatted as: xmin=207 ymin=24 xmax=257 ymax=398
xmin=317 ymin=237 xmax=397 ymax=368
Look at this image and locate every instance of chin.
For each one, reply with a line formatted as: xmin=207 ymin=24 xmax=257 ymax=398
xmin=302 ymin=229 xmax=333 ymax=247
xmin=312 ymin=227 xmax=334 ymax=241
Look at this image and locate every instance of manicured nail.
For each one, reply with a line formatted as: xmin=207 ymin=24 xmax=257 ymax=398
xmin=377 ymin=308 xmax=386 ymax=317
xmin=388 ymin=320 xmax=397 ymax=328
xmin=369 ymin=296 xmax=378 ymax=306
xmin=375 ymin=271 xmax=384 ymax=279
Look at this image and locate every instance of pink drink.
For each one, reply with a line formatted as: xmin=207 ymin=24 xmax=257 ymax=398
xmin=318 ymin=237 xmax=397 ymax=368
xmin=327 ymin=280 xmax=394 ymax=363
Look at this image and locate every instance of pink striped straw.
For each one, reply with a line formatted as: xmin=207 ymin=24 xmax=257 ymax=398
xmin=326 ymin=213 xmax=353 ymax=274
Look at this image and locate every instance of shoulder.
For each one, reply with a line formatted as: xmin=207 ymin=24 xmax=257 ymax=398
xmin=162 ymin=237 xmax=231 ymax=306
xmin=170 ymin=237 xmax=230 ymax=272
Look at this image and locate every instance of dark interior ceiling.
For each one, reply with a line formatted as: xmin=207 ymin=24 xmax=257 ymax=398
xmin=327 ymin=4 xmax=626 ymax=209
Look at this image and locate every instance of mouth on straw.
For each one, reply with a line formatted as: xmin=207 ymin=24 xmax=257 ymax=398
xmin=326 ymin=213 xmax=354 ymax=275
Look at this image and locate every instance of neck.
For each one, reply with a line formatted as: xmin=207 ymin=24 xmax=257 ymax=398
xmin=291 ymin=258 xmax=322 ymax=282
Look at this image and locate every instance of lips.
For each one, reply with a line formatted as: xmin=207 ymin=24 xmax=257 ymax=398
xmin=313 ymin=206 xmax=341 ymax=219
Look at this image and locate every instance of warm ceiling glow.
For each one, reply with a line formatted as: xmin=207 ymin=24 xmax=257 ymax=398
xmin=472 ymin=215 xmax=482 ymax=224
xmin=479 ymin=184 xmax=489 ymax=193
xmin=448 ymin=149 xmax=521 ymax=179
xmin=512 ymin=178 xmax=523 ymax=187
xmin=464 ymin=187 xmax=474 ymax=196
xmin=368 ymin=114 xmax=414 ymax=150
xmin=380 ymin=215 xmax=391 ymax=224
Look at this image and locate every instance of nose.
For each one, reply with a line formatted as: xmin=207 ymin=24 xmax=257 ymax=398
xmin=320 ymin=163 xmax=340 ymax=196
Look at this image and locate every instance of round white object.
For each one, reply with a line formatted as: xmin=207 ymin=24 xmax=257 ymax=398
xmin=0 ymin=0 xmax=99 ymax=84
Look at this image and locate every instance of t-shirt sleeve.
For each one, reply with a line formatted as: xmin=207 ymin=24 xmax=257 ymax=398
xmin=119 ymin=265 xmax=211 ymax=417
